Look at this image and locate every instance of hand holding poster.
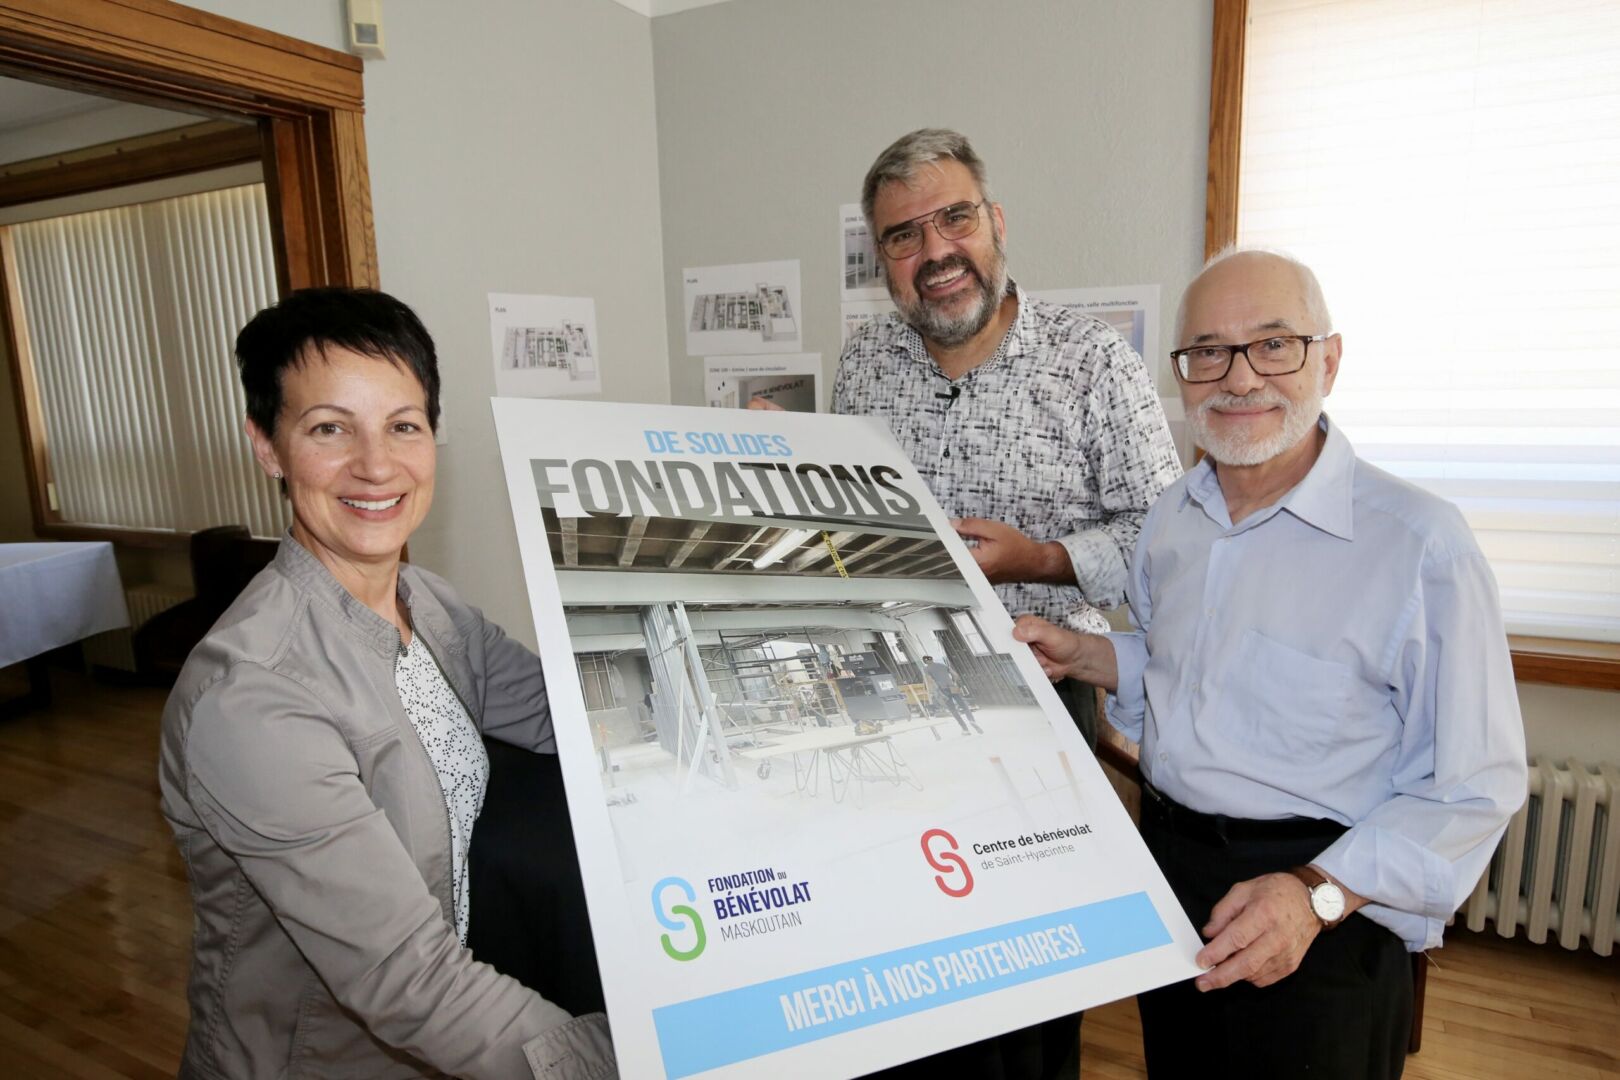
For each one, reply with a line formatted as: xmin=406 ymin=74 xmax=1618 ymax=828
xmin=493 ymin=399 xmax=1201 ymax=1079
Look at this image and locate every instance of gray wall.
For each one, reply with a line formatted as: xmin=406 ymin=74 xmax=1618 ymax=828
xmin=179 ymin=0 xmax=672 ymax=645
xmin=651 ymin=0 xmax=1212 ymax=407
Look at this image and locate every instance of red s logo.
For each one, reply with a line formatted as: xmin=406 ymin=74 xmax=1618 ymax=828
xmin=921 ymin=828 xmax=974 ymax=897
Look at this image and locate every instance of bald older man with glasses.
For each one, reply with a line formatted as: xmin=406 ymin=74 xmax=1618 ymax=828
xmin=1015 ymin=249 xmax=1527 ymax=1079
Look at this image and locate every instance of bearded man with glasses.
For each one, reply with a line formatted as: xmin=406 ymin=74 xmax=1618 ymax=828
xmin=818 ymin=128 xmax=1180 ymax=747
xmin=1014 ymin=249 xmax=1526 ymax=1079
xmin=814 ymin=128 xmax=1179 ymax=1080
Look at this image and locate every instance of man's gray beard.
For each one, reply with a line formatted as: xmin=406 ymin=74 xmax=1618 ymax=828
xmin=1187 ymin=366 xmax=1325 ymax=466
xmin=892 ymin=243 xmax=1010 ymax=349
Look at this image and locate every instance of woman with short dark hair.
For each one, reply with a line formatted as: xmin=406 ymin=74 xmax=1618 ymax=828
xmin=158 ymin=287 xmax=615 ymax=1080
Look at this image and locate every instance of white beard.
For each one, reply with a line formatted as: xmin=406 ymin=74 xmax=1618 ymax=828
xmin=1188 ymin=366 xmax=1325 ymax=466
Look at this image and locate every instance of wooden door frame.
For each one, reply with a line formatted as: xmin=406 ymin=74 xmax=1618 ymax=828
xmin=0 ymin=0 xmax=377 ymax=546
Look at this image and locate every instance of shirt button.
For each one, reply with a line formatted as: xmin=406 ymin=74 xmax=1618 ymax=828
xmin=1205 ymin=608 xmax=1216 ymax=617
xmin=1158 ymin=752 xmax=1168 ymax=763
xmin=1190 ymin=682 xmax=1200 ymax=693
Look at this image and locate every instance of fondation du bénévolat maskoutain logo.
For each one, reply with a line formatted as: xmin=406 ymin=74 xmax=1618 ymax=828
xmin=654 ymin=867 xmax=817 ymax=961
xmin=652 ymin=877 xmax=707 ymax=962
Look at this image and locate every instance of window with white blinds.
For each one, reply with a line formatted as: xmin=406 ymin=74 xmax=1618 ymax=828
xmin=6 ymin=183 xmax=288 ymax=539
xmin=1237 ymin=0 xmax=1620 ymax=643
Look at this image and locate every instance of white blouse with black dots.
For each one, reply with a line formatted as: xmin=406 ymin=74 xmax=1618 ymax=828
xmin=394 ymin=636 xmax=489 ymax=945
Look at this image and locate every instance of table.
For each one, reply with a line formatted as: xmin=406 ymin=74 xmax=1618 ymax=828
xmin=0 ymin=542 xmax=129 ymax=711
xmin=735 ymin=717 xmax=945 ymax=805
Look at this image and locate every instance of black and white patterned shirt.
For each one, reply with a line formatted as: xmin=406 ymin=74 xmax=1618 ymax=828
xmin=395 ymin=636 xmax=489 ymax=945
xmin=834 ymin=283 xmax=1181 ymax=633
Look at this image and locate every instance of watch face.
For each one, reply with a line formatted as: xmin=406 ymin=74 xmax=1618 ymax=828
xmin=1311 ymin=883 xmax=1346 ymax=923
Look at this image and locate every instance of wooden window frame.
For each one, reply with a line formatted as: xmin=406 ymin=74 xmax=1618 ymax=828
xmin=0 ymin=0 xmax=377 ymax=551
xmin=0 ymin=119 xmax=261 ymax=208
xmin=1205 ymin=0 xmax=1618 ymax=690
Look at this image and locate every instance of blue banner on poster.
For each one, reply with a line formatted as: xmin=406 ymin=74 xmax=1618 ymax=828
xmin=652 ymin=891 xmax=1171 ymax=1078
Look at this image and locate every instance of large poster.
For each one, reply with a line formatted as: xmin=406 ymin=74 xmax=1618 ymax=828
xmin=493 ymin=400 xmax=1201 ymax=1079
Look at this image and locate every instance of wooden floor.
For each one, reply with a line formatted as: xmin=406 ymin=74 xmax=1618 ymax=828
xmin=0 ymin=668 xmax=1615 ymax=1078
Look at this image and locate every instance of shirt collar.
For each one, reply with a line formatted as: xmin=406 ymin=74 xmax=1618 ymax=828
xmin=274 ymin=531 xmax=405 ymax=656
xmin=1183 ymin=414 xmax=1356 ymax=541
xmin=273 ymin=533 xmax=464 ymax=659
xmin=888 ymin=280 xmax=1026 ymax=378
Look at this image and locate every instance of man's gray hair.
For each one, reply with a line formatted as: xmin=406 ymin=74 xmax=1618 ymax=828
xmin=861 ymin=128 xmax=994 ymax=231
xmin=1176 ymin=245 xmax=1334 ymax=341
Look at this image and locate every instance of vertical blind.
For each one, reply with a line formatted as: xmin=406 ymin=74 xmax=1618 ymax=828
xmin=9 ymin=184 xmax=288 ymax=538
xmin=1238 ymin=0 xmax=1620 ymax=642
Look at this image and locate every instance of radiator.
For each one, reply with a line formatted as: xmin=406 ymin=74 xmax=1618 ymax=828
xmin=81 ymin=584 xmax=191 ymax=672
xmin=1460 ymin=758 xmax=1620 ymax=957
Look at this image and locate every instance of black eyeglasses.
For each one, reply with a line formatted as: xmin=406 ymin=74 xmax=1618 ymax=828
xmin=876 ymin=201 xmax=986 ymax=259
xmin=1169 ymin=334 xmax=1331 ymax=383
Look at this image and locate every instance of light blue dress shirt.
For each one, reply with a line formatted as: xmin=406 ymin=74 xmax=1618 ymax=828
xmin=1106 ymin=416 xmax=1527 ymax=951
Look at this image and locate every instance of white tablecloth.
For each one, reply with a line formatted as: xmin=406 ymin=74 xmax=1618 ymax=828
xmin=0 ymin=542 xmax=130 ymax=669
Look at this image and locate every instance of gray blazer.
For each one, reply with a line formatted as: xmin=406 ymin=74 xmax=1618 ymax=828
xmin=159 ymin=537 xmax=614 ymax=1079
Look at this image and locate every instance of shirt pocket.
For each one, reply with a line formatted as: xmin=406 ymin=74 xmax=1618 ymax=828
xmin=1220 ymin=628 xmax=1353 ymax=759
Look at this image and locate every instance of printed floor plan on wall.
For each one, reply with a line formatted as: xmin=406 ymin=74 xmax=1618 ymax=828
xmin=689 ymin=283 xmax=798 ymax=345
xmin=682 ymin=260 xmax=803 ymax=356
xmin=488 ymin=293 xmax=603 ymax=398
xmin=503 ymin=322 xmax=595 ymax=379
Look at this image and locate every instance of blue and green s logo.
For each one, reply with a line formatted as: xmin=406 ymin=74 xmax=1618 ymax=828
xmin=652 ymin=876 xmax=706 ymax=962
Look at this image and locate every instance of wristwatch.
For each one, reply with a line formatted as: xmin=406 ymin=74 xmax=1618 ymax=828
xmin=1289 ymin=865 xmax=1347 ymax=928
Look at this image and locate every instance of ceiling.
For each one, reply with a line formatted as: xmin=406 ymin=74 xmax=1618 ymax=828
xmin=0 ymin=74 xmax=211 ymax=143
xmin=0 ymin=76 xmax=118 ymax=132
xmin=605 ymin=0 xmax=736 ymax=17
xmin=544 ymin=509 xmax=963 ymax=581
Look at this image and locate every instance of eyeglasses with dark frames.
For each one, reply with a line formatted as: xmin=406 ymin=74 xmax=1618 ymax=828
xmin=876 ymin=201 xmax=986 ymax=260
xmin=1169 ymin=334 xmax=1332 ymax=383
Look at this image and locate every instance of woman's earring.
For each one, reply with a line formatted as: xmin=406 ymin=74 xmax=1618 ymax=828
xmin=273 ymin=472 xmax=283 ymax=479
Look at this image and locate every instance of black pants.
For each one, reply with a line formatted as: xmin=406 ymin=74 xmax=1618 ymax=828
xmin=1053 ymin=677 xmax=1099 ymax=750
xmin=1137 ymin=797 xmax=1411 ymax=1080
xmin=860 ymin=1011 xmax=1079 ymax=1080
xmin=468 ymin=739 xmax=606 ymax=1016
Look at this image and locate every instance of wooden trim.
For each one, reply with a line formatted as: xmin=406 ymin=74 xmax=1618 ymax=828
xmin=323 ymin=108 xmax=378 ymax=287
xmin=0 ymin=121 xmax=260 ymax=208
xmin=1509 ymin=636 xmax=1620 ymax=692
xmin=0 ymin=0 xmax=376 ymax=294
xmin=0 ymin=0 xmax=377 ymax=546
xmin=1205 ymin=0 xmax=1247 ymax=259
xmin=1096 ymin=736 xmax=1142 ymax=783
xmin=33 ymin=520 xmax=189 ymax=550
xmin=0 ymin=0 xmax=363 ymax=114
xmin=0 ymin=226 xmax=52 ymax=530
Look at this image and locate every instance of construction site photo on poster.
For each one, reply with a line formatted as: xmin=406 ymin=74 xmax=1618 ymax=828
xmin=492 ymin=399 xmax=1202 ymax=1080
